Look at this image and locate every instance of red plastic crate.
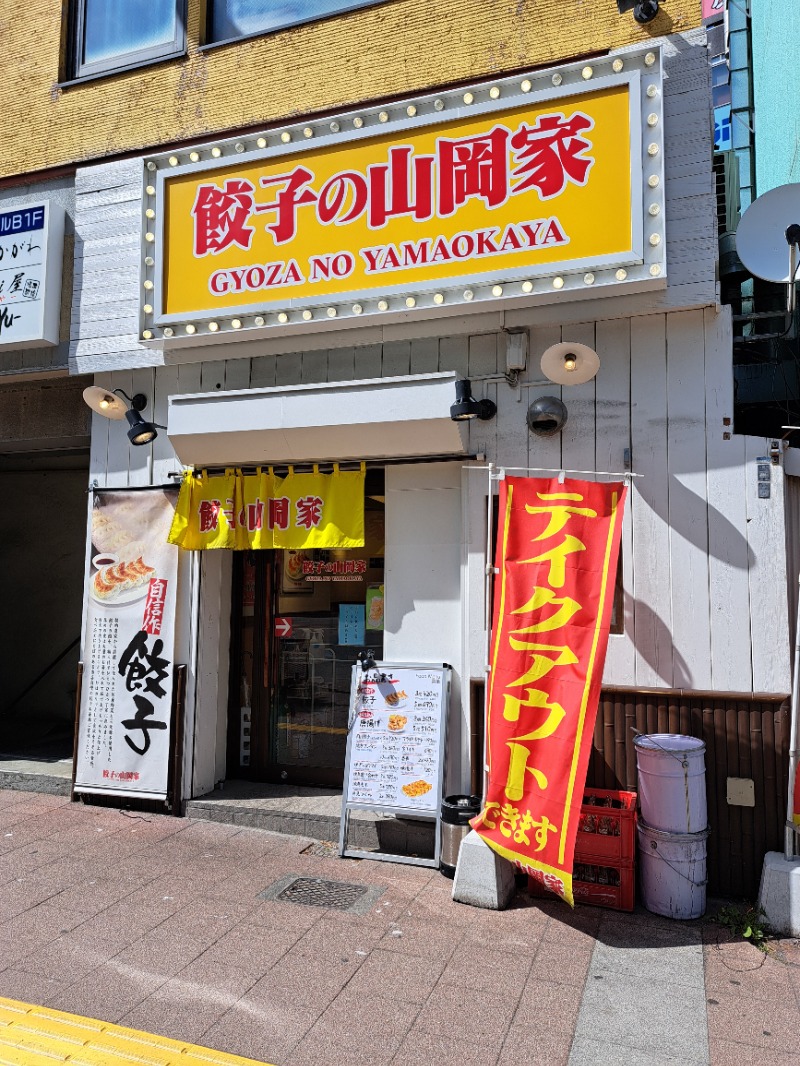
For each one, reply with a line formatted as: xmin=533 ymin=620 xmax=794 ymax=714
xmin=574 ymin=787 xmax=637 ymax=866
xmin=527 ymin=864 xmax=635 ymax=912
xmin=572 ymin=865 xmax=635 ymax=911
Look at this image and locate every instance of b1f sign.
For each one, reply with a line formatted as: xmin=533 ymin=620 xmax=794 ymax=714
xmin=0 ymin=202 xmax=64 ymax=349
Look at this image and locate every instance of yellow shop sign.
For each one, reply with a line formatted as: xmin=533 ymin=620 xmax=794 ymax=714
xmin=143 ymin=50 xmax=664 ymax=337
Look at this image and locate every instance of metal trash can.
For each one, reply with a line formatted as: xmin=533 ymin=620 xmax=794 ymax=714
xmin=440 ymin=794 xmax=481 ymax=878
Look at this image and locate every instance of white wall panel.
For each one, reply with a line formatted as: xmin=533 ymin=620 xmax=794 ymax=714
xmin=103 ymin=370 xmax=135 ymax=488
xmin=559 ymin=322 xmax=597 ymax=477
xmin=192 ymin=550 xmax=232 ymax=797
xmin=704 ymin=306 xmax=752 ymax=692
xmin=666 ymin=309 xmax=712 ymax=690
xmin=151 ymin=363 xmax=181 ymax=484
xmin=468 ymin=333 xmax=499 ymax=462
xmin=595 ymin=317 xmax=634 ymax=683
xmin=385 ymin=462 xmax=465 ymax=790
xmin=224 ymin=357 xmax=252 ymax=392
xmin=128 ymin=366 xmax=155 ymax=487
xmin=524 ymin=324 xmax=563 ymax=475
xmin=785 ymin=472 xmax=800 ymax=653
xmin=463 ymin=465 xmax=491 ymax=684
xmin=630 ymin=314 xmax=673 ymax=686
xmin=410 ymin=336 xmax=440 ymax=376
xmin=745 ymin=436 xmax=791 ymax=693
xmin=326 ymin=345 xmax=356 ymax=382
xmin=87 ymin=374 xmax=112 ymax=487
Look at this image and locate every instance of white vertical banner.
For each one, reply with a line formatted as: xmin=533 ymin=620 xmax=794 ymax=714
xmin=75 ymin=488 xmax=180 ymax=799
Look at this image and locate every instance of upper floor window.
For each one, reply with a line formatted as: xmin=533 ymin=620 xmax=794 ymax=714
xmin=209 ymin=0 xmax=385 ymax=44
xmin=70 ymin=0 xmax=185 ymax=79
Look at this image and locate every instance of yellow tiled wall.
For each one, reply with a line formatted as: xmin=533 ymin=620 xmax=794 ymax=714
xmin=11 ymin=0 xmax=701 ymax=181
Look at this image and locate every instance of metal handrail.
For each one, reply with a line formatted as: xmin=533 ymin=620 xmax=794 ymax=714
xmin=1 ymin=636 xmax=80 ymax=715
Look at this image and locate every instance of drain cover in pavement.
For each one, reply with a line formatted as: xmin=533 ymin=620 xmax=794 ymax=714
xmin=259 ymin=874 xmax=384 ymax=914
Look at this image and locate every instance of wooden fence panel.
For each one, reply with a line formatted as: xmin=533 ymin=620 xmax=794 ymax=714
xmin=586 ymin=687 xmax=790 ymax=899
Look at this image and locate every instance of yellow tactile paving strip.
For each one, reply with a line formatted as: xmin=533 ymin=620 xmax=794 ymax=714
xmin=0 ymin=996 xmax=273 ymax=1066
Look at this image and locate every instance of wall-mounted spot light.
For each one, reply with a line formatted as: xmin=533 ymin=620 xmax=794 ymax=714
xmin=125 ymin=406 xmax=162 ymax=446
xmin=82 ymin=386 xmax=164 ymax=446
xmin=450 ymin=379 xmax=497 ymax=422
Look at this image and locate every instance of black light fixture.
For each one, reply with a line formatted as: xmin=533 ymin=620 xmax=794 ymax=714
xmin=449 ymin=378 xmax=497 ymax=422
xmin=125 ymin=403 xmax=161 ymax=446
xmin=633 ymin=0 xmax=659 ymax=22
xmin=616 ymin=0 xmax=659 ymax=23
xmin=82 ymin=386 xmax=165 ymax=446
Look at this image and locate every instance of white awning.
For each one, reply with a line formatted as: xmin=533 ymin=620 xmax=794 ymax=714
xmin=167 ymin=371 xmax=469 ymax=466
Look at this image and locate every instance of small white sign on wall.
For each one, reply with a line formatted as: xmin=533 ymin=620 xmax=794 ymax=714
xmin=0 ymin=202 xmax=64 ymax=349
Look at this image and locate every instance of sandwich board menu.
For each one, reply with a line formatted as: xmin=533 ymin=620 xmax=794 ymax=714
xmin=339 ymin=662 xmax=450 ymax=867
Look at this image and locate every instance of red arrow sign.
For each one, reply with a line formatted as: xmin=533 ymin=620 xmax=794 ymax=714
xmin=274 ymin=617 xmax=293 ymax=638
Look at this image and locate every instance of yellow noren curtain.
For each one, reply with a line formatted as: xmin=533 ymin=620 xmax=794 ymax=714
xmin=168 ymin=466 xmax=365 ymax=550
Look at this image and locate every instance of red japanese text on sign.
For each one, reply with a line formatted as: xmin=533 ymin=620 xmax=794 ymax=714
xmin=196 ymin=494 xmax=319 ymax=533
xmin=190 ymin=113 xmax=594 ymax=252
xmin=142 ymin=578 xmax=168 ymax=636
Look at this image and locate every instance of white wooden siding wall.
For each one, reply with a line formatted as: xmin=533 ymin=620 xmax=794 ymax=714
xmin=784 ymin=472 xmax=800 ymax=653
xmin=463 ymin=308 xmax=790 ymax=696
xmin=88 ymin=304 xmax=792 ymax=700
xmin=192 ymin=550 xmax=232 ymax=796
xmin=384 ymin=463 xmax=465 ymax=792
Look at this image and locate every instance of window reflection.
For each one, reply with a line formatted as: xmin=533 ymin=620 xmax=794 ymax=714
xmin=211 ymin=0 xmax=384 ymax=41
xmin=82 ymin=0 xmax=177 ymax=64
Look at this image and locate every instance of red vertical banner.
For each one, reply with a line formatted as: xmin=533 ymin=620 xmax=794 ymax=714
xmin=472 ymin=476 xmax=627 ymax=905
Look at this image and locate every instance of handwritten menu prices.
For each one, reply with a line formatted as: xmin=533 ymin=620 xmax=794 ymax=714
xmin=346 ymin=668 xmax=445 ymax=813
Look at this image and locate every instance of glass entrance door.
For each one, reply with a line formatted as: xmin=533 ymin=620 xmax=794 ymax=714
xmin=228 ymin=476 xmax=384 ymax=787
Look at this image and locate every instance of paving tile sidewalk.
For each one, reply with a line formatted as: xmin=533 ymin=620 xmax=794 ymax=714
xmin=2 ymin=787 xmax=799 ymax=1066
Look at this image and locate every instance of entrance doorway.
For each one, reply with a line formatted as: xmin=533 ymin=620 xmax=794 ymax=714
xmin=0 ymin=452 xmax=89 ymax=770
xmin=228 ymin=471 xmax=385 ymax=787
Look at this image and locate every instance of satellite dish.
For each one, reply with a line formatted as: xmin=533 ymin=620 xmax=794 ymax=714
xmin=540 ymin=341 xmax=600 ymax=386
xmin=82 ymin=385 xmax=127 ymax=420
xmin=735 ymin=183 xmax=800 ymax=283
